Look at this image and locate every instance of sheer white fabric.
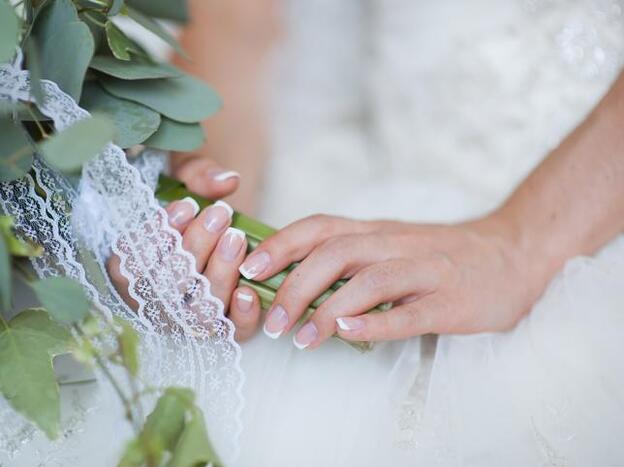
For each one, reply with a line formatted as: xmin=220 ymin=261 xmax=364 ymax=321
xmin=236 ymin=0 xmax=624 ymax=465
xmin=0 ymin=56 xmax=244 ymax=464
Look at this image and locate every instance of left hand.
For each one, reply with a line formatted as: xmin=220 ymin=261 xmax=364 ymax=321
xmin=239 ymin=214 xmax=547 ymax=349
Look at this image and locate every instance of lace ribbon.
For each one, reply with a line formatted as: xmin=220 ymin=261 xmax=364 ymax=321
xmin=0 ymin=55 xmax=244 ymax=463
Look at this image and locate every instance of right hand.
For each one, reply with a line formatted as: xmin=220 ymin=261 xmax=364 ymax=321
xmin=108 ymin=197 xmax=261 ymax=343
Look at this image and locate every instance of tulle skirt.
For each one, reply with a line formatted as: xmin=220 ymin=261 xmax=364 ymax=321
xmin=236 ymin=180 xmax=624 ymax=467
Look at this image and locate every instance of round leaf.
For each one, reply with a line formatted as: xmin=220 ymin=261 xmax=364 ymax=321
xmin=40 ymin=114 xmax=115 ymax=172
xmin=100 ymin=75 xmax=222 ymax=123
xmin=0 ymin=118 xmax=34 ymax=182
xmin=144 ymin=117 xmax=204 ymax=151
xmin=0 ymin=309 xmax=73 ymax=438
xmin=37 ymin=21 xmax=95 ymax=100
xmin=81 ymin=82 xmax=160 ymax=148
xmin=31 ymin=277 xmax=90 ymax=324
xmin=105 ymin=20 xmax=139 ymax=61
xmin=125 ymin=0 xmax=188 ymax=22
xmin=90 ymin=55 xmax=182 ymax=80
xmin=0 ymin=233 xmax=10 ymax=310
xmin=0 ymin=0 xmax=19 ymax=63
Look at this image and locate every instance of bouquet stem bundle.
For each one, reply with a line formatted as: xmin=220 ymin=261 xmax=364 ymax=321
xmin=156 ymin=175 xmax=387 ymax=351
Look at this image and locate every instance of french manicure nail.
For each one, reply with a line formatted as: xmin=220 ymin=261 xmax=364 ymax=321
xmin=203 ymin=200 xmax=233 ymax=233
xmin=263 ymin=305 xmax=288 ymax=339
xmin=239 ymin=251 xmax=271 ymax=279
xmin=169 ymin=197 xmax=200 ymax=226
xmin=236 ymin=290 xmax=254 ymax=313
xmin=218 ymin=227 xmax=245 ymax=261
xmin=209 ymin=169 xmax=240 ymax=182
xmin=293 ymin=321 xmax=318 ymax=350
xmin=336 ymin=317 xmax=364 ymax=331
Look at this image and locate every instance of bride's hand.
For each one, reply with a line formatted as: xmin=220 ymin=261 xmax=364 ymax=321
xmin=239 ymin=214 xmax=547 ymax=348
xmin=170 ymin=154 xmax=241 ymax=200
xmin=108 ymin=197 xmax=261 ymax=342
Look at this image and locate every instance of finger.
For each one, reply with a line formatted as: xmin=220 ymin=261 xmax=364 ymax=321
xmin=165 ymin=197 xmax=200 ymax=232
xmin=293 ymin=259 xmax=441 ymax=349
xmin=262 ymin=234 xmax=404 ymax=339
xmin=335 ymin=297 xmax=442 ymax=342
xmin=181 ymin=200 xmax=233 ymax=271
xmin=229 ymin=286 xmax=261 ymax=342
xmin=173 ymin=156 xmax=240 ymax=199
xmin=239 ymin=214 xmax=373 ymax=281
xmin=203 ymin=227 xmax=247 ymax=307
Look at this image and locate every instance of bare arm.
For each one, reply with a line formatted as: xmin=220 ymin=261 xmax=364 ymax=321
xmin=237 ymin=71 xmax=624 ymax=346
xmin=493 ymin=72 xmax=624 ymax=296
xmin=171 ymin=0 xmax=281 ymax=214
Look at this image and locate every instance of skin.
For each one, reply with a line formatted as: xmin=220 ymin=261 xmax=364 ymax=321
xmin=117 ymin=6 xmax=624 ymax=347
xmin=170 ymin=0 xmax=281 ymax=214
xmin=238 ymin=71 xmax=624 ymax=349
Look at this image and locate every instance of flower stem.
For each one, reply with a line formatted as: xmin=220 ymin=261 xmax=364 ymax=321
xmin=156 ymin=174 xmax=382 ymax=352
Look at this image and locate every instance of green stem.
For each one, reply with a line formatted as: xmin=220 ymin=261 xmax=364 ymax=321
xmin=74 ymin=325 xmax=141 ymax=434
xmin=156 ymin=174 xmax=381 ymax=352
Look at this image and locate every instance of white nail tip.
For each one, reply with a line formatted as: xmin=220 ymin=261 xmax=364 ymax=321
xmin=213 ymin=170 xmax=240 ymax=182
xmin=292 ymin=335 xmax=309 ymax=350
xmin=263 ymin=324 xmax=282 ymax=339
xmin=213 ymin=200 xmax=233 ymax=217
xmin=226 ymin=227 xmax=246 ymax=241
xmin=181 ymin=197 xmax=200 ymax=216
xmin=239 ymin=264 xmax=256 ymax=280
xmin=336 ymin=318 xmax=351 ymax=331
xmin=236 ymin=291 xmax=254 ymax=303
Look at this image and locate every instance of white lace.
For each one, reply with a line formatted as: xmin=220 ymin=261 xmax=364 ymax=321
xmin=0 ymin=54 xmax=244 ymax=463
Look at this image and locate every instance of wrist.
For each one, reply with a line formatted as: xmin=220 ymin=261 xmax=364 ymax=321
xmin=466 ymin=211 xmax=560 ymax=304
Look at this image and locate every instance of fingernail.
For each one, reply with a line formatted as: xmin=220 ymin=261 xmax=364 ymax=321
xmin=263 ymin=305 xmax=288 ymax=339
xmin=293 ymin=321 xmax=318 ymax=350
xmin=236 ymin=290 xmax=254 ymax=313
xmin=239 ymin=251 xmax=271 ymax=279
xmin=203 ymin=200 xmax=233 ymax=233
xmin=169 ymin=197 xmax=200 ymax=226
xmin=218 ymin=227 xmax=245 ymax=261
xmin=209 ymin=169 xmax=240 ymax=182
xmin=336 ymin=317 xmax=364 ymax=331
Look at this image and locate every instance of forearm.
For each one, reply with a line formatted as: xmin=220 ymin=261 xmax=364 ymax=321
xmin=171 ymin=0 xmax=281 ymax=214
xmin=493 ymin=71 xmax=624 ymax=287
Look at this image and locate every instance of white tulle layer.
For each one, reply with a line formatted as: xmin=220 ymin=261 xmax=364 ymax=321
xmin=239 ymin=180 xmax=624 ymax=467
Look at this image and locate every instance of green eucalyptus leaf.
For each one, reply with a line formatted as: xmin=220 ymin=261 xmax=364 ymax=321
xmin=168 ymin=407 xmax=222 ymax=467
xmin=31 ymin=277 xmax=90 ymax=324
xmin=115 ymin=318 xmax=139 ymax=376
xmin=125 ymin=0 xmax=188 ymax=22
xmin=108 ymin=0 xmax=125 ymax=16
xmin=0 ymin=118 xmax=34 ymax=182
xmin=79 ymin=10 xmax=106 ymax=52
xmin=0 ymin=0 xmax=19 ymax=63
xmin=25 ymin=37 xmax=44 ymax=105
xmin=118 ymin=438 xmax=146 ymax=467
xmin=0 ymin=308 xmax=73 ymax=438
xmin=90 ymin=55 xmax=181 ymax=80
xmin=0 ymin=217 xmax=43 ymax=257
xmin=100 ymin=75 xmax=222 ymax=123
xmin=125 ymin=6 xmax=186 ymax=57
xmin=33 ymin=0 xmax=93 ymax=100
xmin=39 ymin=114 xmax=115 ymax=172
xmin=105 ymin=20 xmax=139 ymax=61
xmin=0 ymin=233 xmax=10 ymax=311
xmin=34 ymin=0 xmax=79 ymax=38
xmin=81 ymin=82 xmax=160 ymax=148
xmin=38 ymin=21 xmax=94 ymax=99
xmin=144 ymin=117 xmax=204 ymax=151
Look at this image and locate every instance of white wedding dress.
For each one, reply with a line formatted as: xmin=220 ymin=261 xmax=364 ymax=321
xmin=235 ymin=1 xmax=624 ymax=466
